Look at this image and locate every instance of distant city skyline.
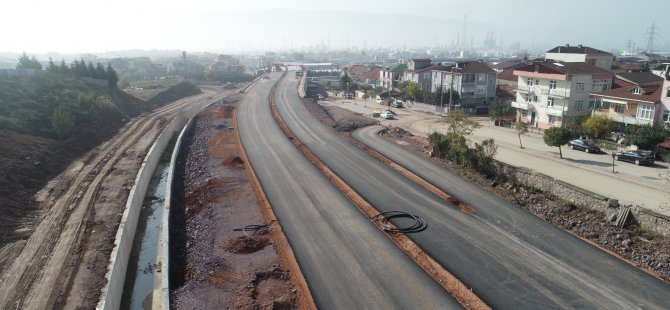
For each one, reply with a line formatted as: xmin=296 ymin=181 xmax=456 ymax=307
xmin=2 ymin=0 xmax=669 ymax=54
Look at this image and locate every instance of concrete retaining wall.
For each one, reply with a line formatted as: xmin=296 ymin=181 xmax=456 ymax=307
xmin=96 ymin=96 xmax=225 ymax=310
xmin=496 ymin=161 xmax=670 ymax=237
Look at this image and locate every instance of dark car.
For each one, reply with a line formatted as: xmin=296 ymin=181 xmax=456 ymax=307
xmin=568 ymin=139 xmax=601 ymax=153
xmin=614 ymin=150 xmax=655 ymax=166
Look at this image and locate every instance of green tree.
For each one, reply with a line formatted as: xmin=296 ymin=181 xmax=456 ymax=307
xmin=106 ymin=64 xmax=119 ymax=87
xmin=59 ymin=59 xmax=70 ymax=75
xmin=624 ymin=124 xmax=668 ymax=150
xmin=514 ymin=123 xmax=529 ymax=148
xmin=489 ymin=98 xmax=513 ymax=126
xmin=445 ymin=110 xmax=482 ymax=137
xmin=16 ymin=52 xmax=43 ymax=70
xmin=87 ymin=62 xmax=97 ymax=78
xmin=405 ymin=81 xmax=423 ymax=102
xmin=444 ymin=88 xmax=460 ymax=106
xmin=543 ymin=127 xmax=572 ymax=158
xmin=340 ymin=72 xmax=352 ymax=92
xmin=51 ymin=107 xmax=76 ymax=139
xmin=582 ymin=114 xmax=615 ymax=140
xmin=47 ymin=58 xmax=58 ymax=73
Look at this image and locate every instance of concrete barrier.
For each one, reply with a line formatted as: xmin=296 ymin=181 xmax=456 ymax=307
xmin=96 ymin=96 xmax=224 ymax=310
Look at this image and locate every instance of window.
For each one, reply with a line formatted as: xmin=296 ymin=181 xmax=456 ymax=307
xmin=614 ymin=103 xmax=625 ymax=113
xmin=548 ymin=115 xmax=557 ymax=124
xmin=636 ymin=104 xmax=654 ymax=120
xmin=478 ymin=74 xmax=486 ymax=81
xmin=522 ymin=110 xmax=529 ymax=117
xmin=632 ymin=87 xmax=641 ymax=95
xmin=463 ymin=74 xmax=475 ymax=82
xmin=575 ymin=100 xmax=584 ymax=111
xmin=533 ymin=95 xmax=538 ymax=102
xmin=667 ymin=87 xmax=670 ymax=98
xmin=663 ymin=110 xmax=670 ymax=123
xmin=525 ymin=94 xmax=532 ymax=102
xmin=527 ymin=78 xmax=534 ymax=86
xmin=576 ymin=83 xmax=585 ymax=92
xmin=476 ymin=87 xmax=486 ymax=94
xmin=548 ymin=98 xmax=555 ymax=106
xmin=549 ymin=80 xmax=557 ymax=89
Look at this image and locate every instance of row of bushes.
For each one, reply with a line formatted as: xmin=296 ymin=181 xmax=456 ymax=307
xmin=429 ymin=132 xmax=498 ymax=176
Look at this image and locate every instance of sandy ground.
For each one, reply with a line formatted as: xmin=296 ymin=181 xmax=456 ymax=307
xmin=170 ymin=95 xmax=297 ymax=309
xmin=319 ymin=97 xmax=670 ymax=216
xmin=307 ymin=95 xmax=670 ymax=285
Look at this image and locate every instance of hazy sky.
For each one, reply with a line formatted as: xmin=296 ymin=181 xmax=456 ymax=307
xmin=3 ymin=0 xmax=669 ymax=54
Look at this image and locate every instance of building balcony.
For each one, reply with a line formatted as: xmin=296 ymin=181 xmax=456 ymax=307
xmin=543 ymin=106 xmax=567 ymax=116
xmin=548 ymin=88 xmax=570 ymax=98
xmin=511 ymin=101 xmax=529 ymax=110
xmin=593 ymin=110 xmax=653 ymax=126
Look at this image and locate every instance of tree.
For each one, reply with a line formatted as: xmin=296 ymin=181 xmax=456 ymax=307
xmin=405 ymin=81 xmax=423 ymax=102
xmin=514 ymin=123 xmax=529 ymax=148
xmin=47 ymin=58 xmax=58 ymax=73
xmin=340 ymin=72 xmax=352 ymax=92
xmin=489 ymin=98 xmax=513 ymax=126
xmin=59 ymin=59 xmax=70 ymax=75
xmin=362 ymin=92 xmax=370 ymax=105
xmin=444 ymin=88 xmax=460 ymax=106
xmin=543 ymin=127 xmax=572 ymax=158
xmin=106 ymin=64 xmax=119 ymax=87
xmin=624 ymin=124 xmax=668 ymax=150
xmin=51 ymin=107 xmax=76 ymax=139
xmin=445 ymin=110 xmax=482 ymax=137
xmin=16 ymin=52 xmax=43 ymax=70
xmin=582 ymin=114 xmax=615 ymax=140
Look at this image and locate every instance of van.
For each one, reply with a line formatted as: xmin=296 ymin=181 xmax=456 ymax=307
xmin=375 ymin=95 xmax=382 ymax=104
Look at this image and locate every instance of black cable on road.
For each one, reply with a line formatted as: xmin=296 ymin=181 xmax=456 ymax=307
xmin=370 ymin=211 xmax=427 ymax=233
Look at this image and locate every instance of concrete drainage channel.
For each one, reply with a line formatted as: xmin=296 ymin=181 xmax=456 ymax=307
xmin=96 ymin=98 xmax=219 ymax=310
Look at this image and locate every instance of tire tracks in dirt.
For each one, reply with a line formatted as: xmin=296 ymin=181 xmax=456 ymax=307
xmin=0 ymin=91 xmax=220 ymax=309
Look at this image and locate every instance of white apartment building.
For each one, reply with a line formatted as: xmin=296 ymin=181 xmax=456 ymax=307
xmin=511 ymin=61 xmax=614 ymax=129
xmin=545 ymin=44 xmax=614 ymax=70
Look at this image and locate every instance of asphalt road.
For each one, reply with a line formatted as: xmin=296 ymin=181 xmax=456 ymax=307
xmin=237 ymin=73 xmax=460 ymax=309
xmin=275 ymin=73 xmax=670 ymax=309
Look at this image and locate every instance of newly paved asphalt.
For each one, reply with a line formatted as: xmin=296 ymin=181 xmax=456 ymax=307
xmin=237 ymin=73 xmax=460 ymax=309
xmin=275 ymin=73 xmax=670 ymax=309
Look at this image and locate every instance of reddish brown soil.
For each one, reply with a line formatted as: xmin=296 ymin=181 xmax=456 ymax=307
xmin=170 ymin=96 xmax=298 ymax=309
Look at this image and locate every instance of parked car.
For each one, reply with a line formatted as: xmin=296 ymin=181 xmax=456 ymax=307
xmin=614 ymin=150 xmax=655 ymax=166
xmin=568 ymin=139 xmax=601 ymax=153
xmin=380 ymin=110 xmax=395 ymax=119
xmin=391 ymin=99 xmax=404 ymax=108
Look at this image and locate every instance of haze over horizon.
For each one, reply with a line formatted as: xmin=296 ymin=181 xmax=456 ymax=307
xmin=3 ymin=0 xmax=670 ymax=55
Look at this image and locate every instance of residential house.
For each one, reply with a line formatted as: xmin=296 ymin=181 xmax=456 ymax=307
xmin=545 ymin=44 xmax=614 ymax=70
xmin=590 ymin=72 xmax=664 ymax=128
xmin=379 ymin=64 xmax=407 ymax=89
xmin=511 ymin=61 xmax=614 ymax=129
xmin=209 ymin=54 xmax=244 ymax=72
xmin=404 ymin=63 xmax=445 ymax=92
xmin=431 ymin=60 xmax=497 ymax=112
xmin=662 ymin=64 xmax=670 ymax=128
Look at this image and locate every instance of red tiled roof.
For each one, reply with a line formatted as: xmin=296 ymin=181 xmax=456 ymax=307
xmin=591 ymin=84 xmax=662 ymax=103
xmin=496 ymin=85 xmax=515 ymax=99
xmin=515 ymin=61 xmax=613 ymax=76
xmin=497 ymin=69 xmax=517 ymax=82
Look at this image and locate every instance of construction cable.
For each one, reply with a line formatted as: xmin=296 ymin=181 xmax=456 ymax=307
xmin=370 ymin=211 xmax=427 ymax=233
xmin=233 ymin=224 xmax=269 ymax=239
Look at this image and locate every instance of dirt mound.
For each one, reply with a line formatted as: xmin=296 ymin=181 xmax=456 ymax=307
xmin=386 ymin=127 xmax=414 ymax=138
xmin=148 ymin=81 xmax=201 ymax=106
xmin=301 ymin=98 xmax=377 ymax=132
xmin=222 ymin=230 xmax=271 ymax=254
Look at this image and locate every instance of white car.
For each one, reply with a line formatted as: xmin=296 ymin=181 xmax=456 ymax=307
xmin=380 ymin=110 xmax=395 ymax=119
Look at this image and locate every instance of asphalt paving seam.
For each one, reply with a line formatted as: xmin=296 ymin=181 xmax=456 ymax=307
xmin=233 ymin=72 xmax=316 ymax=310
xmin=273 ymin=74 xmax=489 ymax=310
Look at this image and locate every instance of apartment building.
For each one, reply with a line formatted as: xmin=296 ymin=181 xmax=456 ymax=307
xmin=431 ymin=60 xmax=496 ymax=112
xmin=511 ymin=61 xmax=614 ymax=129
xmin=590 ymin=75 xmax=663 ymax=128
xmin=545 ymin=44 xmax=614 ymax=70
xmin=379 ymin=64 xmax=407 ymax=89
xmin=402 ymin=59 xmax=441 ymax=92
xmin=663 ymin=64 xmax=670 ymax=128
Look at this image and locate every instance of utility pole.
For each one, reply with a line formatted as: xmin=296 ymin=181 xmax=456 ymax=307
xmin=448 ymin=66 xmax=455 ymax=114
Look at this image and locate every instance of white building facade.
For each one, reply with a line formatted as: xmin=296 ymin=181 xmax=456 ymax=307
xmin=512 ymin=62 xmax=613 ymax=129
